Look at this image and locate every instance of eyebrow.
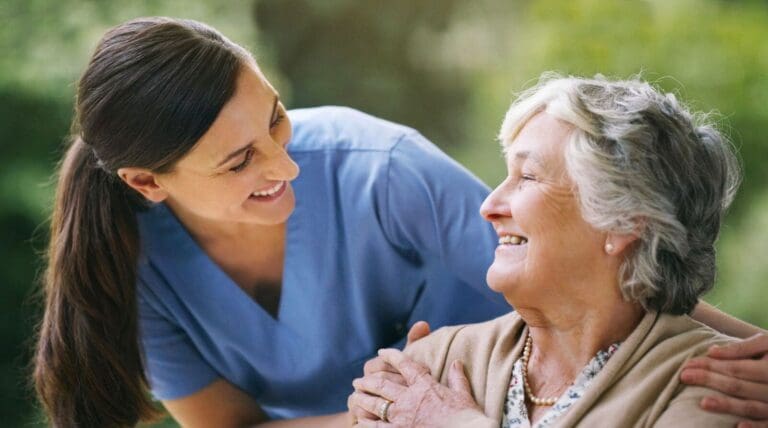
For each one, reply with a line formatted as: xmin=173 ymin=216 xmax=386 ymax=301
xmin=506 ymin=149 xmax=547 ymax=168
xmin=215 ymin=94 xmax=280 ymax=168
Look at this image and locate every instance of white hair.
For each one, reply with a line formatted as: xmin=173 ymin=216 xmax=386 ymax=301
xmin=499 ymin=73 xmax=741 ymax=314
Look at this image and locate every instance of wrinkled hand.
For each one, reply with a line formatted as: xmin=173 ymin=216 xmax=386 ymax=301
xmin=348 ymin=322 xmax=431 ymax=423
xmin=348 ymin=348 xmax=483 ymax=427
xmin=681 ymin=332 xmax=768 ymax=427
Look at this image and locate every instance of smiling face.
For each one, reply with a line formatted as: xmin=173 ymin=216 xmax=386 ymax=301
xmin=480 ymin=112 xmax=609 ymax=309
xmin=152 ymin=63 xmax=299 ymax=227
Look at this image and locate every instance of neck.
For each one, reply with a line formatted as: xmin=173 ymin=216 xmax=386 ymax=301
xmin=523 ymin=300 xmax=643 ymax=376
xmin=515 ymin=284 xmax=644 ymax=397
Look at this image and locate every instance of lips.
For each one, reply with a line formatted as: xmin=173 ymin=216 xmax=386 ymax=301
xmin=248 ymin=181 xmax=287 ymax=202
xmin=252 ymin=181 xmax=285 ymax=197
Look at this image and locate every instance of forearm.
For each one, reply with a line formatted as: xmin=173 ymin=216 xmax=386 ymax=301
xmin=692 ymin=300 xmax=766 ymax=338
xmin=256 ymin=412 xmax=350 ymax=428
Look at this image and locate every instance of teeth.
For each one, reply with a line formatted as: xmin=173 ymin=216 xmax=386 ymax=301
xmin=252 ymin=182 xmax=284 ymax=197
xmin=498 ymin=235 xmax=528 ymax=246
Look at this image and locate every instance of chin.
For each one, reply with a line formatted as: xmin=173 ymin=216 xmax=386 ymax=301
xmin=486 ymin=266 xmax=514 ymax=294
xmin=250 ymin=205 xmax=295 ymax=225
xmin=242 ymin=187 xmax=296 ymax=225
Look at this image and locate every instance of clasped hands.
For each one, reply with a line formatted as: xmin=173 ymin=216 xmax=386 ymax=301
xmin=349 ymin=323 xmax=768 ymax=428
xmin=347 ymin=322 xmax=484 ymax=427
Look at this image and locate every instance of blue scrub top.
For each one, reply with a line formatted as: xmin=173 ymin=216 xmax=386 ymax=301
xmin=136 ymin=106 xmax=509 ymax=419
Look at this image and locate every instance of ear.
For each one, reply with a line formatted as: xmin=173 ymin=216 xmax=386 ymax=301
xmin=604 ymin=232 xmax=639 ymax=256
xmin=117 ymin=167 xmax=169 ymax=203
xmin=605 ymin=217 xmax=646 ymax=256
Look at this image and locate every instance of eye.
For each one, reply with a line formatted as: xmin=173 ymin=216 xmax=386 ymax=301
xmin=230 ymin=147 xmax=255 ymax=173
xmin=270 ymin=111 xmax=285 ymax=131
xmin=516 ymin=173 xmax=536 ymax=188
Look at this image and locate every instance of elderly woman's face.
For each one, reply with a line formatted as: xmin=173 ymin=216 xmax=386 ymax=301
xmin=480 ymin=113 xmax=607 ymax=306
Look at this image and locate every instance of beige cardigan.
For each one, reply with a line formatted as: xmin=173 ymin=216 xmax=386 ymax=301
xmin=403 ymin=311 xmax=740 ymax=427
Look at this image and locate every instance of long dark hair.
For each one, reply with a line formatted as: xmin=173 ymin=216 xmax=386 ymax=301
xmin=33 ymin=17 xmax=250 ymax=427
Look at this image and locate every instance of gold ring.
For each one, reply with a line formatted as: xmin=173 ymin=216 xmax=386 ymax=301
xmin=378 ymin=399 xmax=393 ymax=422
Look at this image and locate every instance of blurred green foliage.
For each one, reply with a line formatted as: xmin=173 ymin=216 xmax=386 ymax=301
xmin=2 ymin=0 xmax=766 ymax=426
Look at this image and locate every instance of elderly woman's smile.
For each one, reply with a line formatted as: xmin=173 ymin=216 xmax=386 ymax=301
xmin=480 ymin=113 xmax=608 ymax=303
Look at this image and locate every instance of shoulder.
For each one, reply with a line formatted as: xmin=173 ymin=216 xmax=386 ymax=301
xmin=135 ymin=203 xmax=209 ymax=304
xmin=404 ymin=312 xmax=521 ymax=377
xmin=618 ymin=313 xmax=736 ymax=383
xmin=649 ymin=313 xmax=737 ymax=356
xmin=287 ymin=106 xmax=419 ymax=153
xmin=591 ymin=313 xmax=738 ymax=425
xmin=647 ymin=315 xmax=741 ymax=426
xmin=135 ymin=203 xmax=190 ymax=266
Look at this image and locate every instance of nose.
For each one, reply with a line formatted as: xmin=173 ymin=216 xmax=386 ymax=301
xmin=480 ymin=181 xmax=511 ymax=222
xmin=262 ymin=138 xmax=300 ymax=181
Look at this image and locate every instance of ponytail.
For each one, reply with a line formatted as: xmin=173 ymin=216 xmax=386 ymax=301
xmin=33 ymin=16 xmax=249 ymax=426
xmin=33 ymin=137 xmax=160 ymax=427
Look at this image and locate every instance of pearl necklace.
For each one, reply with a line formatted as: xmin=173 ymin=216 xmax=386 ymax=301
xmin=521 ymin=334 xmax=559 ymax=406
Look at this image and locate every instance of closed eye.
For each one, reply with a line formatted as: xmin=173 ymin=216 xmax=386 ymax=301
xmin=270 ymin=112 xmax=285 ymax=130
xmin=230 ymin=147 xmax=255 ymax=173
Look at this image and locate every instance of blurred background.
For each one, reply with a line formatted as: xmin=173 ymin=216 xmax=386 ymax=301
xmin=2 ymin=0 xmax=766 ymax=426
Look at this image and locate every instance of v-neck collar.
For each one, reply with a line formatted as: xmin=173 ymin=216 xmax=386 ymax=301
xmin=139 ymin=202 xmax=301 ymax=334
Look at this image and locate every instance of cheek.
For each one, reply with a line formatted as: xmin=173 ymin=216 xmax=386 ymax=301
xmin=174 ymin=175 xmax=243 ymax=208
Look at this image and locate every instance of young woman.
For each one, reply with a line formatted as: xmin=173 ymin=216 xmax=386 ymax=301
xmin=34 ymin=17 xmax=767 ymax=428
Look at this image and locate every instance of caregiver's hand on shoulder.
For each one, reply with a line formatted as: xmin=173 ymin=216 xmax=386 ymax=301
xmin=681 ymin=332 xmax=768 ymax=427
xmin=348 ymin=348 xmax=484 ymax=427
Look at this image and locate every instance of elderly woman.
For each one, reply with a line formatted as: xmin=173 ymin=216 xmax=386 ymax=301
xmin=348 ymin=75 xmax=763 ymax=427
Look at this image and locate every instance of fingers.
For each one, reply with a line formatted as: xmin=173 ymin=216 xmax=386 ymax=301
xmin=681 ymin=368 xmax=768 ymax=401
xmin=348 ymin=391 xmax=393 ymax=422
xmin=364 ymin=356 xmax=400 ymax=377
xmin=353 ymin=374 xmax=407 ymax=402
xmin=699 ymin=394 xmax=768 ymax=420
xmin=347 ymin=392 xmax=380 ymax=422
xmin=708 ymin=334 xmax=768 ymax=360
xmin=406 ymin=321 xmax=431 ymax=346
xmin=378 ymin=349 xmax=432 ymax=386
xmin=447 ymin=360 xmax=472 ymax=398
xmin=350 ymin=405 xmax=378 ymax=423
xmin=684 ymin=356 xmax=768 ymax=383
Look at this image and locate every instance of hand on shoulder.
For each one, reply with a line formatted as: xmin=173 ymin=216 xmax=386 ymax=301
xmin=681 ymin=332 xmax=768 ymax=425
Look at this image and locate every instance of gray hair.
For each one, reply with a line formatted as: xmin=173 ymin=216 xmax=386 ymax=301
xmin=499 ymin=73 xmax=741 ymax=314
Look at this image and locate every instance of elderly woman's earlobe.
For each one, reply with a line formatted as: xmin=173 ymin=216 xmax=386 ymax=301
xmin=604 ymin=232 xmax=639 ymax=256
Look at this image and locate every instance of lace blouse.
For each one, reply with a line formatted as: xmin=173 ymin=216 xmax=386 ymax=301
xmin=501 ymin=342 xmax=621 ymax=428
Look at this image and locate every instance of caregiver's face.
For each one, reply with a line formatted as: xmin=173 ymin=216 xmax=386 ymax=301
xmin=156 ymin=63 xmax=300 ymax=226
xmin=480 ymin=113 xmax=605 ymax=304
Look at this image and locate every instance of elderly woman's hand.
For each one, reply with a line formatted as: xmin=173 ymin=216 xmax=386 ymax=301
xmin=681 ymin=333 xmax=768 ymax=427
xmin=348 ymin=349 xmax=484 ymax=427
xmin=348 ymin=322 xmax=432 ymax=423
